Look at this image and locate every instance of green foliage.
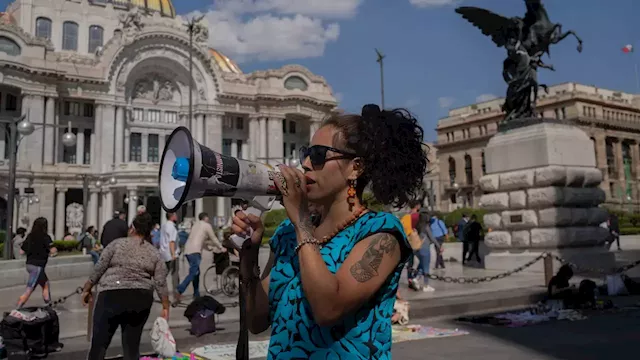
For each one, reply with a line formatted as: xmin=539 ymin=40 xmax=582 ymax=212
xmin=620 ymin=227 xmax=640 ymax=235
xmin=442 ymin=207 xmax=488 ymax=230
xmin=262 ymin=209 xmax=288 ymax=242
xmin=0 ymin=230 xmax=5 ymax=244
xmin=52 ymin=240 xmax=80 ymax=252
xmin=362 ymin=192 xmax=385 ymax=212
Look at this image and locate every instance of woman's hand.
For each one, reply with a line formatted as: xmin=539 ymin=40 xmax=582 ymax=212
xmin=232 ymin=211 xmax=264 ymax=248
xmin=273 ymin=165 xmax=309 ymax=227
xmin=161 ymin=307 xmax=169 ymax=320
xmin=81 ymin=291 xmax=93 ymax=306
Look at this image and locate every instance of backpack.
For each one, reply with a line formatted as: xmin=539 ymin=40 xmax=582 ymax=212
xmin=0 ymin=307 xmax=63 ymax=358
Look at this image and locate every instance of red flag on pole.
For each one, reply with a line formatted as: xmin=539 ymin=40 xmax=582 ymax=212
xmin=623 ymin=44 xmax=634 ymax=53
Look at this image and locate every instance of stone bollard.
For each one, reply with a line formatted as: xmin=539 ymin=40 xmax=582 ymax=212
xmin=479 ymin=119 xmax=615 ymax=274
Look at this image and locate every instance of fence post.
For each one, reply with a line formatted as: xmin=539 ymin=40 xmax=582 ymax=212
xmin=543 ymin=254 xmax=554 ymax=287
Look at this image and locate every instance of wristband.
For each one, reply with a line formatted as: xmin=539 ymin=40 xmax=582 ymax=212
xmin=295 ymin=238 xmax=319 ymax=254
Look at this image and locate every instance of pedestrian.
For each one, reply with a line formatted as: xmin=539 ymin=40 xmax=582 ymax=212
xmin=12 ymin=227 xmax=27 ymax=260
xmin=174 ymin=212 xmax=225 ymax=304
xmin=430 ymin=213 xmax=448 ymax=269
xmin=608 ymin=213 xmax=621 ymax=250
xmin=151 ymin=223 xmax=161 ymax=249
xmin=137 ymin=205 xmax=146 ymax=215
xmin=81 ymin=212 xmax=169 ymax=360
xmin=80 ymin=226 xmax=102 ymax=264
xmin=415 ymin=211 xmax=440 ymax=292
xmin=456 ymin=214 xmax=469 ymax=264
xmin=160 ymin=212 xmax=180 ymax=301
xmin=400 ymin=200 xmax=421 ymax=290
xmin=17 ymin=217 xmax=57 ymax=308
xmin=100 ymin=210 xmax=128 ymax=248
xmin=231 ymin=104 xmax=427 ymax=358
xmin=464 ymin=214 xmax=483 ymax=264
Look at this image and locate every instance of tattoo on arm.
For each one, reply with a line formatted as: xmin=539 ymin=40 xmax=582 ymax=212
xmin=350 ymin=233 xmax=397 ymax=283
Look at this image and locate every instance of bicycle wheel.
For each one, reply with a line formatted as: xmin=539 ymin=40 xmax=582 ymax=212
xmin=203 ymin=265 xmax=222 ymax=295
xmin=221 ymin=266 xmax=240 ymax=297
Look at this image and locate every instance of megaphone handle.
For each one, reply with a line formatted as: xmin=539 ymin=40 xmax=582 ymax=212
xmin=236 ymin=274 xmax=249 ymax=360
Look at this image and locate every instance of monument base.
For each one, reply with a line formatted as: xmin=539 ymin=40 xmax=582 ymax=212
xmin=484 ymin=248 xmax=616 ymax=274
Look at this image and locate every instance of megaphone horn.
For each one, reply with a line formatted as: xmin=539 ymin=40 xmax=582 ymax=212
xmin=159 ymin=126 xmax=282 ymax=213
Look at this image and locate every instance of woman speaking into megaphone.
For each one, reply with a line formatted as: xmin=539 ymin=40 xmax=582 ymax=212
xmin=231 ymin=104 xmax=428 ymax=359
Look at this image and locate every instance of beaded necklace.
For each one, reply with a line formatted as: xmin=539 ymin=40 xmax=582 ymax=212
xmin=317 ymin=205 xmax=368 ymax=248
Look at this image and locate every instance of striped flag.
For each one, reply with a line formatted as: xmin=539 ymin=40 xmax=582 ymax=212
xmin=623 ymin=44 xmax=634 ymax=53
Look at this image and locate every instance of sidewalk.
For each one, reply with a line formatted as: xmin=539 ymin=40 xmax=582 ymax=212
xmin=2 ymin=236 xmax=639 ymax=342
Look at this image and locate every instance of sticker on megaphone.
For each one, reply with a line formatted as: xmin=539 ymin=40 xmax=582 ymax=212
xmin=159 ymin=126 xmax=286 ymax=212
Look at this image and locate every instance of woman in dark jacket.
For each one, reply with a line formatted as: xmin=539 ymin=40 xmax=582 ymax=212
xmin=17 ymin=217 xmax=57 ymax=308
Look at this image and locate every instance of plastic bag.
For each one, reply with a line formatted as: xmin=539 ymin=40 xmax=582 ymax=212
xmin=150 ymin=317 xmax=176 ymax=357
xmin=606 ymin=274 xmax=629 ymax=296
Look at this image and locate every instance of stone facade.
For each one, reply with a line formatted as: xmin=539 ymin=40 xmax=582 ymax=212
xmin=435 ymin=82 xmax=640 ymax=212
xmin=0 ymin=0 xmax=337 ymax=238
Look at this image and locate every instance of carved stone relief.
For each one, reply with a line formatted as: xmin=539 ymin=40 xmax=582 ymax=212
xmin=132 ymin=73 xmax=177 ymax=103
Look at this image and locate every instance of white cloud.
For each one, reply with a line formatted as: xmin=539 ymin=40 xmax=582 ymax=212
xmin=215 ymin=0 xmax=363 ymax=19
xmin=438 ymin=96 xmax=455 ymax=109
xmin=194 ymin=0 xmax=361 ymax=61
xmin=476 ymin=93 xmax=498 ymax=103
xmin=409 ymin=0 xmax=460 ymax=8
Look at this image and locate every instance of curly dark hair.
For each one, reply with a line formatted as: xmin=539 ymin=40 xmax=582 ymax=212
xmin=132 ymin=212 xmax=154 ymax=244
xmin=323 ymin=104 xmax=428 ymax=208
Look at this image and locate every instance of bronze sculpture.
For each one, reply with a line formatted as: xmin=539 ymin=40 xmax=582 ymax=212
xmin=456 ymin=0 xmax=582 ymax=123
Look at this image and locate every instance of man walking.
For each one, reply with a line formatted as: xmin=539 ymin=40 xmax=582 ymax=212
xmin=100 ymin=210 xmax=128 ymax=248
xmin=430 ymin=214 xmax=449 ymax=269
xmin=160 ymin=212 xmax=180 ymax=300
xmin=465 ymin=214 xmax=483 ymax=264
xmin=401 ymin=200 xmax=422 ymax=290
xmin=175 ymin=212 xmax=225 ymax=303
xmin=456 ymin=214 xmax=469 ymax=264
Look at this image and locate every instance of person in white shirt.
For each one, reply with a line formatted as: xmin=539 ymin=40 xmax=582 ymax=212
xmin=175 ymin=212 xmax=225 ymax=303
xmin=160 ymin=212 xmax=180 ymax=298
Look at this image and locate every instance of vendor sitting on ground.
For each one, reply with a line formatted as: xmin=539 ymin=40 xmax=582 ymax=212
xmin=548 ymin=265 xmax=576 ymax=303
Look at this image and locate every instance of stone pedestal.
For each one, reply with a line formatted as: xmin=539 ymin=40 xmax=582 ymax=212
xmin=479 ymin=120 xmax=615 ymax=273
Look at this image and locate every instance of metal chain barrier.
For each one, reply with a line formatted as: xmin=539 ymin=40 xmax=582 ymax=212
xmin=424 ymin=253 xmax=548 ymax=284
xmin=47 ymin=287 xmax=83 ymax=308
xmin=552 ymin=255 xmax=640 ymax=276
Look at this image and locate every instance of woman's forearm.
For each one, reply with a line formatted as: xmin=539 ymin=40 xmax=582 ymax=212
xmin=295 ymin=224 xmax=340 ymax=325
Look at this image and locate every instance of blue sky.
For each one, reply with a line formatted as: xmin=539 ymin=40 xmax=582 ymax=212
xmin=4 ymin=0 xmax=640 ymax=140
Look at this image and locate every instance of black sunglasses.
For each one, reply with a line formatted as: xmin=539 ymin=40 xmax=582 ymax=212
xmin=299 ymin=145 xmax=358 ymax=168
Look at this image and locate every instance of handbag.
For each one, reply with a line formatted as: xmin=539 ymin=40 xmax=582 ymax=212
xmin=407 ymin=229 xmax=423 ymax=251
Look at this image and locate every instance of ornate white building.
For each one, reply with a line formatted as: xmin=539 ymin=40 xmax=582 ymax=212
xmin=0 ymin=0 xmax=337 ymax=238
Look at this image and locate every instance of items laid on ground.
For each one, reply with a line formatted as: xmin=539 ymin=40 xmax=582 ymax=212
xmin=0 ymin=307 xmax=63 ymax=358
xmin=391 ymin=325 xmax=469 ymax=343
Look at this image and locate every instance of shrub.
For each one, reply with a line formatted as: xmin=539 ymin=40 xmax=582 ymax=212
xmin=52 ymin=240 xmax=80 ymax=252
xmin=443 ymin=207 xmax=487 ymax=230
xmin=362 ymin=192 xmax=385 ymax=212
xmin=0 ymin=230 xmax=6 ymax=244
xmin=620 ymin=227 xmax=640 ymax=235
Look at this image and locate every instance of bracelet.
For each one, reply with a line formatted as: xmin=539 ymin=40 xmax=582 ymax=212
xmin=295 ymin=238 xmax=319 ymax=254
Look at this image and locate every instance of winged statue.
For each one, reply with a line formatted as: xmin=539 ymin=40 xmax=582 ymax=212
xmin=456 ymin=0 xmax=583 ymax=123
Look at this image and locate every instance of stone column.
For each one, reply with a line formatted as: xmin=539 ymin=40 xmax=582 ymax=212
xmin=159 ymin=133 xmax=166 ymax=159
xmin=55 ymin=188 xmax=67 ymax=239
xmin=205 ymin=113 xmax=223 ymax=217
xmin=259 ymin=117 xmax=267 ymax=162
xmin=249 ymin=116 xmax=258 ymax=161
xmin=44 ymin=97 xmax=55 ymax=164
xmin=102 ymin=190 xmax=114 ymax=228
xmin=76 ymin=130 xmax=85 ymax=165
xmin=20 ymin=95 xmax=44 ymax=167
xmin=141 ymin=132 xmax=149 ymax=163
xmin=100 ymin=105 xmax=116 ymax=170
xmin=89 ymin=190 xmax=99 ymax=228
xmin=267 ymin=118 xmax=283 ymax=165
xmin=615 ymin=139 xmax=624 ymax=181
xmin=161 ymin=207 xmax=167 ymax=226
xmin=54 ymin=100 xmax=61 ymax=163
xmin=216 ymin=197 xmax=226 ymax=219
xmin=127 ymin=188 xmax=137 ymax=225
xmin=309 ymin=120 xmax=321 ymax=142
xmin=0 ymin=125 xmax=5 ymax=160
xmin=115 ymin=107 xmax=124 ymax=164
xmin=231 ymin=139 xmax=238 ymax=158
xmin=241 ymin=141 xmax=249 ymax=160
xmin=124 ymin=128 xmax=130 ymax=162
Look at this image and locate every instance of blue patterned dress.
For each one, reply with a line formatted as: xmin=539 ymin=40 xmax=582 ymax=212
xmin=267 ymin=212 xmax=411 ymax=359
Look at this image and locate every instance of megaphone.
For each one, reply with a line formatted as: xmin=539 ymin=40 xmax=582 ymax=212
xmin=159 ymin=126 xmax=282 ymax=213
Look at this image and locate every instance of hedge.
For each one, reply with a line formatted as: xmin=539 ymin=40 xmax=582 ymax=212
xmin=52 ymin=240 xmax=80 ymax=252
xmin=620 ymin=227 xmax=640 ymax=235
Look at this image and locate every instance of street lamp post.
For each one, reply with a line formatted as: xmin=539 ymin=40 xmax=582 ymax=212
xmin=184 ymin=15 xmax=205 ymax=131
xmin=375 ymin=49 xmax=386 ymax=109
xmin=2 ymin=116 xmax=76 ymax=259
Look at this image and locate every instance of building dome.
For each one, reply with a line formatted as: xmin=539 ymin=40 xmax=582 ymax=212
xmin=208 ymin=48 xmax=242 ymax=74
xmin=111 ymin=0 xmax=175 ymax=18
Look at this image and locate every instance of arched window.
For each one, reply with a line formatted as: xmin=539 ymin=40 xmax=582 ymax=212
xmin=481 ymin=151 xmax=486 ymax=175
xmin=0 ymin=36 xmax=21 ymax=56
xmin=62 ymin=21 xmax=79 ymax=51
xmin=88 ymin=25 xmax=104 ymax=53
xmin=35 ymin=17 xmax=52 ymax=40
xmin=284 ymin=76 xmax=308 ymax=91
xmin=605 ymin=138 xmax=616 ymax=177
xmin=448 ymin=157 xmax=456 ymax=186
xmin=464 ymin=154 xmax=473 ymax=185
